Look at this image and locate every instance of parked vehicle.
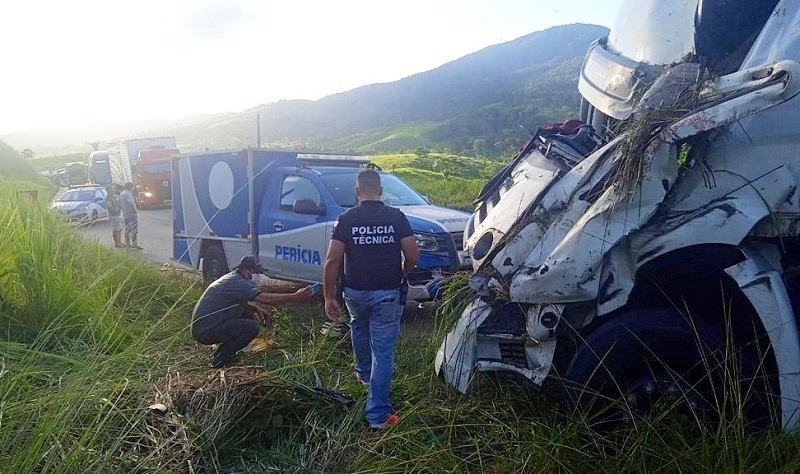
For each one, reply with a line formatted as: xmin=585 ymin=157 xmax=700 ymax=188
xmin=136 ymin=147 xmax=178 ymax=208
xmin=173 ymin=150 xmax=471 ymax=301
xmin=49 ymin=185 xmax=108 ymax=222
xmin=436 ymin=0 xmax=797 ymax=429
xmin=88 ymin=150 xmax=112 ymax=186
xmin=64 ymin=162 xmax=89 ymax=188
xmin=107 ymin=137 xmax=177 ymax=208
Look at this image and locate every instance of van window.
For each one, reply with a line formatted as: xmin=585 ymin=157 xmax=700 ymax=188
xmin=280 ymin=175 xmax=321 ymax=211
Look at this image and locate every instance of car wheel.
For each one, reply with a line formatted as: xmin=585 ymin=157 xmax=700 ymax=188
xmin=563 ymin=309 xmax=776 ymax=431
xmin=201 ymin=243 xmax=229 ymax=284
xmin=91 ymin=209 xmax=99 ymax=222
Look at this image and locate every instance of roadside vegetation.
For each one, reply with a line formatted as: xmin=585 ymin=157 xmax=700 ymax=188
xmin=373 ymin=151 xmax=505 ymax=211
xmin=2 ymin=141 xmax=800 ymax=472
xmin=26 ymin=151 xmax=89 ymax=173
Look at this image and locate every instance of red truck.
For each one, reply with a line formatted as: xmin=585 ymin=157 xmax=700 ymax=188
xmin=136 ymin=146 xmax=179 ymax=209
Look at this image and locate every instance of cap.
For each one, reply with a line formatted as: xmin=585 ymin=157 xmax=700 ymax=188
xmin=233 ymin=255 xmax=267 ymax=273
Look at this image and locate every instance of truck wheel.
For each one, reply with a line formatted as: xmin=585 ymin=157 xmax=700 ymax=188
xmin=563 ymin=309 xmax=776 ymax=431
xmin=201 ymin=244 xmax=228 ymax=283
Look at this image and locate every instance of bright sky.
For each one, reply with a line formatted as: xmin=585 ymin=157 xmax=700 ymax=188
xmin=0 ymin=0 xmax=624 ymax=135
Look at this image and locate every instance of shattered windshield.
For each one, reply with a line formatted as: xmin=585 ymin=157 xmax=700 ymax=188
xmin=320 ymin=171 xmax=428 ymax=207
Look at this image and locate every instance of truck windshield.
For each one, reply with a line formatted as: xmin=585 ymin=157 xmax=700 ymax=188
xmin=141 ymin=163 xmax=171 ymax=174
xmin=320 ymin=172 xmax=428 ymax=207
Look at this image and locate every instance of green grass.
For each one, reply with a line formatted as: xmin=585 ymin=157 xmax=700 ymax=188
xmin=3 ymin=143 xmax=800 ymax=472
xmin=374 ymin=153 xmax=505 ymax=211
xmin=28 ymin=151 xmax=88 ymax=172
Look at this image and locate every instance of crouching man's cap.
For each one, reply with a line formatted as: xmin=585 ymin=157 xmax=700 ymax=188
xmin=233 ymin=255 xmax=267 ymax=273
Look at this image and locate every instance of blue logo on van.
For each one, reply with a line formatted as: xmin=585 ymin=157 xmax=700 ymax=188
xmin=276 ymin=245 xmax=322 ymax=265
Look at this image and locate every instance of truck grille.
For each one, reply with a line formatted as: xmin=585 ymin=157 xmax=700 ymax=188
xmin=451 ymin=232 xmax=464 ymax=251
xmin=433 ymin=233 xmax=454 ymax=251
xmin=498 ymin=341 xmax=528 ymax=369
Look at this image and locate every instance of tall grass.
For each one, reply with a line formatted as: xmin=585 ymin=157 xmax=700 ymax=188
xmin=0 ymin=185 xmax=201 ymax=472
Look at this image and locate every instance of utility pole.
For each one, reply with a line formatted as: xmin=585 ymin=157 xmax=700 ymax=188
xmin=256 ymin=113 xmax=261 ymax=148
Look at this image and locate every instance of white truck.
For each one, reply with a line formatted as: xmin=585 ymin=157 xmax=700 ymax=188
xmin=172 ymin=149 xmax=471 ymax=301
xmin=436 ymin=0 xmax=799 ymax=429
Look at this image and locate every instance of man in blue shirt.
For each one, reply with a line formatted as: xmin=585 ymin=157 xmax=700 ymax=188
xmin=192 ymin=255 xmax=314 ymax=367
xmin=323 ymin=169 xmax=419 ymax=429
xmin=119 ymin=181 xmax=141 ymax=250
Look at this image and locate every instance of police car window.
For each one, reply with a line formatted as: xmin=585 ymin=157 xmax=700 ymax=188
xmin=319 ymin=172 xmax=427 ymax=207
xmin=280 ymin=175 xmax=321 ymax=210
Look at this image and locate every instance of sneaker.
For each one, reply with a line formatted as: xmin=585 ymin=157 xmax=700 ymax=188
xmin=210 ymin=357 xmax=236 ymax=368
xmin=355 ymin=372 xmax=370 ymax=386
xmin=210 ymin=351 xmax=238 ymax=368
xmin=321 ymin=321 xmax=351 ymax=338
xmin=369 ymin=412 xmax=400 ymax=430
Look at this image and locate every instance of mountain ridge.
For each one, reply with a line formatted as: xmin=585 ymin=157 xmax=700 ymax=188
xmin=4 ymin=23 xmax=607 ymax=158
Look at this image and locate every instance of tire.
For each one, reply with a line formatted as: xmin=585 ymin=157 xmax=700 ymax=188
xmin=563 ymin=309 xmax=776 ymax=431
xmin=201 ymin=243 xmax=229 ymax=283
xmin=91 ymin=210 xmax=98 ymax=223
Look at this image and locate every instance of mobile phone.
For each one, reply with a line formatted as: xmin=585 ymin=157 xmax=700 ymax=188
xmin=309 ymin=283 xmax=322 ymax=294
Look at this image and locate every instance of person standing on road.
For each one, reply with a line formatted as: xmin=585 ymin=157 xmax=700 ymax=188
xmin=119 ymin=182 xmax=141 ymax=250
xmin=191 ymin=256 xmax=314 ymax=368
xmin=105 ymin=185 xmax=124 ymax=248
xmin=323 ymin=168 xmax=419 ymax=430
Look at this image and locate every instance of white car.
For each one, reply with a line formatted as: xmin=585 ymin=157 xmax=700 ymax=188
xmin=50 ymin=186 xmax=109 ymax=223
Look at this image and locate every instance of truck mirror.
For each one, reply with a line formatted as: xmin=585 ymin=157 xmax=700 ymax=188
xmin=293 ymin=198 xmax=325 ymax=215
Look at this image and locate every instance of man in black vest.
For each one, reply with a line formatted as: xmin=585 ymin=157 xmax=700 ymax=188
xmin=323 ymin=169 xmax=419 ymax=429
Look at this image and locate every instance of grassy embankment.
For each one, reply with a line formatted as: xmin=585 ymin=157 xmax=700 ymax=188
xmin=373 ymin=152 xmax=505 ymax=211
xmin=27 ymin=151 xmax=89 ymax=173
xmin=2 ymin=142 xmax=800 ymax=472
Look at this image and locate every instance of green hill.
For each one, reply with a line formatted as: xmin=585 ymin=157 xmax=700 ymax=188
xmin=373 ymin=152 xmax=504 ymax=211
xmin=3 ymin=24 xmax=607 ymax=160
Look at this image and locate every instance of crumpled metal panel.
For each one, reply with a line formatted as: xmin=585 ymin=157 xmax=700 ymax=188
xmin=508 ymin=63 xmax=799 ymax=306
xmin=486 ymin=137 xmax=624 ymax=279
xmin=434 ymin=300 xmax=492 ymax=394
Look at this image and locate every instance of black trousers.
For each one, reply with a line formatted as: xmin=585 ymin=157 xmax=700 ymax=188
xmin=193 ymin=311 xmax=259 ymax=365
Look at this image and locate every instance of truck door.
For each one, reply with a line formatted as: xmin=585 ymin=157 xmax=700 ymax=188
xmin=259 ymin=173 xmax=329 ymax=281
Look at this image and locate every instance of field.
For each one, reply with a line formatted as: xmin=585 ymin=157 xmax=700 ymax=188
xmin=2 ymin=145 xmax=800 ymax=472
xmin=27 ymin=151 xmax=89 ymax=172
xmin=373 ymin=152 xmax=505 ymax=211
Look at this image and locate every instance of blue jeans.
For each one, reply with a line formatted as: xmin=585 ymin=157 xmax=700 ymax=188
xmin=343 ymin=287 xmax=402 ymax=424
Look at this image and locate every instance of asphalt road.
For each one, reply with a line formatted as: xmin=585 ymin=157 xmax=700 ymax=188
xmin=78 ymin=205 xmax=176 ymax=265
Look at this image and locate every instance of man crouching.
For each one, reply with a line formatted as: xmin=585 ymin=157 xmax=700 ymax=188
xmin=191 ymin=255 xmax=314 ymax=367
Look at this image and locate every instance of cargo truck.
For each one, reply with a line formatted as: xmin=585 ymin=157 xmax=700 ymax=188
xmin=436 ymin=0 xmax=799 ymax=429
xmin=107 ymin=136 xmax=178 ymax=208
xmin=88 ymin=150 xmax=112 ymax=186
xmin=64 ymin=161 xmax=88 ymax=188
xmin=173 ymin=149 xmax=471 ymax=302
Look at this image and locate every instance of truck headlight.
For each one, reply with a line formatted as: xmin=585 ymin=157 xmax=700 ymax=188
xmin=415 ymin=232 xmax=440 ymax=252
xmin=143 ymin=192 xmax=153 ymax=198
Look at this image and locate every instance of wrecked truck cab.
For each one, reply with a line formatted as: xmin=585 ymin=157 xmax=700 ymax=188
xmin=437 ymin=0 xmax=800 ymax=429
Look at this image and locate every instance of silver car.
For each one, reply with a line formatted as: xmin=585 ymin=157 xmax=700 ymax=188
xmin=50 ymin=186 xmax=108 ymax=223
